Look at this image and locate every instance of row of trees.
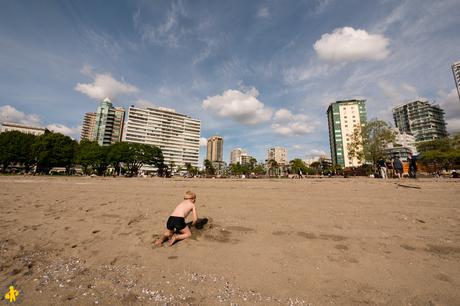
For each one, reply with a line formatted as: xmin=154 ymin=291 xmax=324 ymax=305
xmin=202 ymin=157 xmax=342 ymax=177
xmin=347 ymin=119 xmax=460 ymax=172
xmin=0 ymin=130 xmax=166 ymax=175
xmin=417 ymin=135 xmax=460 ymax=171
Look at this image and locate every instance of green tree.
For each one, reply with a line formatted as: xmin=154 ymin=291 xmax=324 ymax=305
xmin=185 ymin=162 xmax=198 ymax=176
xmin=76 ymin=140 xmax=100 ymax=175
xmin=32 ymin=130 xmax=77 ymax=174
xmin=289 ymin=158 xmax=307 ymax=175
xmin=253 ymin=164 xmax=266 ymax=175
xmin=267 ymin=159 xmax=279 ymax=177
xmin=0 ymin=131 xmax=37 ymax=173
xmin=348 ymin=119 xmax=396 ymax=165
xmin=204 ymin=159 xmax=215 ymax=175
xmin=417 ymin=135 xmax=460 ymax=171
xmin=107 ymin=142 xmax=130 ymax=175
xmin=230 ymin=162 xmax=243 ymax=176
xmin=309 ymin=161 xmax=321 ymax=174
xmin=122 ymin=143 xmax=164 ymax=176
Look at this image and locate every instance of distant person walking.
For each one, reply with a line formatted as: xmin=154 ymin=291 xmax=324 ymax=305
xmin=377 ymin=158 xmax=387 ymax=179
xmin=393 ymin=156 xmax=404 ymax=179
xmin=386 ymin=158 xmax=394 ymax=179
xmin=154 ymin=191 xmax=198 ymax=246
xmin=408 ymin=155 xmax=417 ymax=179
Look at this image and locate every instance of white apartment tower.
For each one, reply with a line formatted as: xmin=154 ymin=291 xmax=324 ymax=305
xmin=80 ymin=112 xmax=96 ymax=141
xmin=327 ymin=99 xmax=367 ymax=168
xmin=267 ymin=147 xmax=287 ymax=165
xmin=123 ymin=106 xmax=201 ymax=168
xmin=230 ymin=148 xmax=247 ymax=165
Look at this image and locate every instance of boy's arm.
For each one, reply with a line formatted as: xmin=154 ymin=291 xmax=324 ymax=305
xmin=192 ymin=206 xmax=198 ymax=225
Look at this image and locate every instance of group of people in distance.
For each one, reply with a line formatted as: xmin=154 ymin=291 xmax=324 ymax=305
xmin=376 ymin=155 xmax=417 ymax=179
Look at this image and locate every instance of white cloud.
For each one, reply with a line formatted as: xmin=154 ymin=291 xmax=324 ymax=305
xmin=439 ymin=88 xmax=460 ymax=119
xmin=271 ymin=109 xmax=317 ymax=136
xmin=309 ymin=149 xmax=327 ymax=156
xmin=202 ymin=87 xmax=272 ymax=125
xmin=200 ymin=137 xmax=208 ymax=147
xmin=314 ymin=27 xmax=390 ymax=62
xmin=0 ymin=105 xmax=41 ymax=126
xmin=378 ymin=80 xmax=420 ymax=103
xmin=257 ymin=7 xmax=270 ymax=18
xmin=438 ymin=88 xmax=460 ymax=132
xmin=283 ymin=63 xmax=333 ymax=85
xmin=46 ymin=124 xmax=81 ymax=139
xmin=0 ymin=105 xmax=81 ymax=138
xmin=75 ymin=70 xmax=138 ymax=101
xmin=137 ymin=1 xmax=187 ymax=48
xmin=135 ymin=99 xmax=156 ymax=109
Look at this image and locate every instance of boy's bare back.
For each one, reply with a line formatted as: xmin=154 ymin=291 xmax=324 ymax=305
xmin=171 ymin=200 xmax=195 ymax=218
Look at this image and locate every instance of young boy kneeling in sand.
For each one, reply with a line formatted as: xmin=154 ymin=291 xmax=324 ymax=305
xmin=155 ymin=191 xmax=198 ymax=246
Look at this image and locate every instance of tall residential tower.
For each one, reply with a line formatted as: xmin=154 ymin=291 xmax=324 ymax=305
xmin=123 ymin=105 xmax=201 ymax=169
xmin=206 ymin=135 xmax=223 ymax=162
xmin=267 ymin=147 xmax=287 ymax=165
xmin=392 ymin=100 xmax=447 ymax=142
xmin=327 ymin=99 xmax=367 ymax=168
xmin=80 ymin=112 xmax=96 ymax=141
xmin=93 ymin=98 xmax=125 ymax=146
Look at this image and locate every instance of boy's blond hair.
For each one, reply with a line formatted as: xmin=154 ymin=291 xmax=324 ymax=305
xmin=184 ymin=191 xmax=196 ymax=200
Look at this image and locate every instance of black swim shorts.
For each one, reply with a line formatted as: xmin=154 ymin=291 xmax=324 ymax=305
xmin=166 ymin=216 xmax=186 ymax=231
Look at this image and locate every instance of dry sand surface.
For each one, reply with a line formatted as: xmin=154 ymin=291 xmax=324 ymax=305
xmin=1 ymin=176 xmax=460 ymax=305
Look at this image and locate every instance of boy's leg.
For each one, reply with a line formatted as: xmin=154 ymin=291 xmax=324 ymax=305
xmin=155 ymin=229 xmax=174 ymax=245
xmin=169 ymin=226 xmax=192 ymax=246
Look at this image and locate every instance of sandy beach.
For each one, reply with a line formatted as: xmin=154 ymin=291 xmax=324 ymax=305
xmin=1 ymin=176 xmax=459 ymax=305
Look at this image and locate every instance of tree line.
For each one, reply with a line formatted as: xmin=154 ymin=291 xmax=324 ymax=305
xmin=0 ymin=130 xmax=166 ymax=176
xmin=347 ymin=119 xmax=460 ymax=172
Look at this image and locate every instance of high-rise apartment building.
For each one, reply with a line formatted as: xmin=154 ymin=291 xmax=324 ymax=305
xmin=230 ymin=148 xmax=247 ymax=165
xmin=93 ymin=98 xmax=125 ymax=146
xmin=206 ymin=135 xmax=223 ymax=162
xmin=123 ymin=106 xmax=201 ymax=168
xmin=392 ymin=100 xmax=447 ymax=142
xmin=267 ymin=147 xmax=287 ymax=165
xmin=327 ymin=99 xmax=367 ymax=168
xmin=452 ymin=61 xmax=460 ymax=102
xmin=241 ymin=154 xmax=253 ymax=166
xmin=80 ymin=112 xmax=96 ymax=141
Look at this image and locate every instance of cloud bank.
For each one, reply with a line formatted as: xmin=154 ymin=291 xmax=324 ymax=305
xmin=0 ymin=105 xmax=41 ymax=126
xmin=314 ymin=27 xmax=390 ymax=62
xmin=75 ymin=69 xmax=138 ymax=101
xmin=271 ymin=109 xmax=316 ymax=136
xmin=202 ymin=87 xmax=272 ymax=125
xmin=200 ymin=137 xmax=208 ymax=147
xmin=1 ymin=105 xmax=81 ymax=138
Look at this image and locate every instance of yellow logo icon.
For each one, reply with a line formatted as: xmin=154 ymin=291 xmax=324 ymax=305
xmin=4 ymin=286 xmax=19 ymax=302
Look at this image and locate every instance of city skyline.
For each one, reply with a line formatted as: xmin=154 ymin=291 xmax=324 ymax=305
xmin=1 ymin=0 xmax=460 ymax=164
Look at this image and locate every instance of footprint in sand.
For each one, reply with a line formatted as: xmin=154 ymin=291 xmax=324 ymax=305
xmin=297 ymin=232 xmax=317 ymax=239
xmin=335 ymin=244 xmax=349 ymax=250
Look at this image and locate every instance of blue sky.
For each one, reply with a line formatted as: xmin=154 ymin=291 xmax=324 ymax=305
xmin=1 ymin=0 xmax=460 ymax=164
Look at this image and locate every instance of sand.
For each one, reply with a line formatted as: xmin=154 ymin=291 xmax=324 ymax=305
xmin=1 ymin=176 xmax=459 ymax=305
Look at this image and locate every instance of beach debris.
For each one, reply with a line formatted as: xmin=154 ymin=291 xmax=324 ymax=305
xmin=5 ymin=245 xmax=310 ymax=305
xmin=397 ymin=183 xmax=421 ymax=189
